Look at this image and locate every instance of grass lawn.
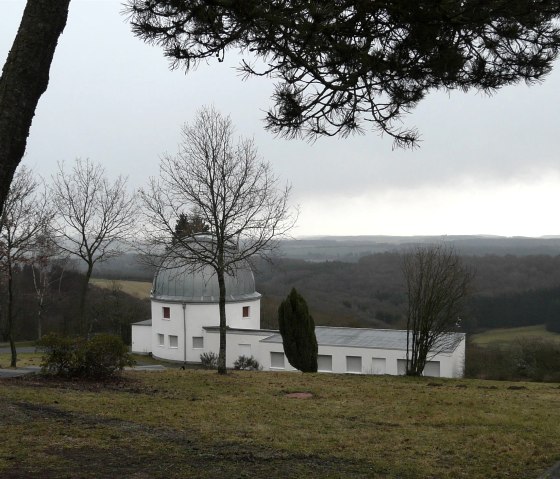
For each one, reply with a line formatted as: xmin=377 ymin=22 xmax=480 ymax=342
xmin=0 ymin=353 xmax=41 ymax=369
xmin=471 ymin=324 xmax=560 ymax=347
xmin=90 ymin=278 xmax=151 ymax=299
xmin=1 ymin=369 xmax=559 ymax=478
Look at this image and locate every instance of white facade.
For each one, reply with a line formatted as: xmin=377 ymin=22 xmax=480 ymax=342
xmin=148 ymin=297 xmax=261 ymax=363
xmin=199 ymin=326 xmax=465 ymax=378
xmin=131 ymin=260 xmax=466 ymax=378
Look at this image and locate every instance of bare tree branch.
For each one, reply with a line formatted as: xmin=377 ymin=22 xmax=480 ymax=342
xmin=139 ymin=106 xmax=296 ymax=373
xmin=50 ymin=158 xmax=137 ymax=333
xmin=0 ymin=166 xmax=51 ymax=366
xmin=402 ymin=244 xmax=473 ymax=376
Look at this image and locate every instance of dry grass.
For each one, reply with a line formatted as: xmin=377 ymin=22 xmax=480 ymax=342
xmin=1 ymin=369 xmax=559 ymax=478
xmin=90 ymin=278 xmax=151 ymax=299
xmin=0 ymin=353 xmax=41 ymax=369
xmin=471 ymin=324 xmax=560 ymax=347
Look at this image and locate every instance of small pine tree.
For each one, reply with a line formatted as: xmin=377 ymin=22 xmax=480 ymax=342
xmin=278 ymin=288 xmax=318 ymax=372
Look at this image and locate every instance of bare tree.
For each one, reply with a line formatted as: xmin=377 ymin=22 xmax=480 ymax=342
xmin=141 ymin=106 xmax=295 ymax=374
xmin=51 ymin=158 xmax=137 ymax=334
xmin=0 ymin=166 xmax=50 ymax=367
xmin=30 ymin=222 xmax=67 ymax=340
xmin=402 ymin=245 xmax=473 ymax=376
xmin=0 ymin=0 xmax=71 ymax=216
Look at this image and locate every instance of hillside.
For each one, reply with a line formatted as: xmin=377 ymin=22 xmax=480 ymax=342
xmin=277 ymin=235 xmax=560 ymax=261
xmin=82 ymin=236 xmax=560 ymax=333
xmin=255 ymin=254 xmax=560 ymax=332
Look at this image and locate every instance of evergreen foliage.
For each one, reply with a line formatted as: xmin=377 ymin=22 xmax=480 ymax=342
xmin=278 ymin=288 xmax=318 ymax=373
xmin=127 ymin=0 xmax=560 ymax=147
xmin=172 ymin=212 xmax=209 ymax=244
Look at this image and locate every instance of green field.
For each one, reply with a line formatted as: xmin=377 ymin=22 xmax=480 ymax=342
xmin=90 ymin=278 xmax=152 ymax=299
xmin=1 ymin=370 xmax=559 ymax=478
xmin=470 ymin=324 xmax=560 ymax=347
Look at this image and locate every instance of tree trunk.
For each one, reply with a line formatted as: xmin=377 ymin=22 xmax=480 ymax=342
xmin=37 ymin=292 xmax=44 ymax=340
xmin=7 ymin=260 xmax=16 ymax=368
xmin=79 ymin=262 xmax=93 ymax=335
xmin=0 ymin=0 xmax=71 ymax=215
xmin=217 ymin=267 xmax=227 ymax=375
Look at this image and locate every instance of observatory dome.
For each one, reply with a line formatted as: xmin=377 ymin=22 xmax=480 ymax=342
xmin=151 ymin=261 xmax=260 ymax=303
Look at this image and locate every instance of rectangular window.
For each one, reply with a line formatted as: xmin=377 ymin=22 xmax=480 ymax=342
xmin=242 ymin=306 xmax=250 ymax=318
xmin=270 ymin=352 xmax=285 ymax=369
xmin=162 ymin=306 xmax=170 ymax=319
xmin=317 ymin=354 xmax=332 ymax=372
xmin=192 ymin=336 xmax=204 ymax=349
xmin=157 ymin=333 xmax=164 ymax=347
xmin=346 ymin=356 xmax=362 ymax=374
xmin=169 ymin=335 xmax=178 ymax=349
xmin=371 ymin=358 xmax=386 ymax=375
xmin=423 ymin=361 xmax=441 ymax=378
xmin=397 ymin=359 xmax=408 ymax=376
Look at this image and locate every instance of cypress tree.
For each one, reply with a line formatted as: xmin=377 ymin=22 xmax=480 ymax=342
xmin=278 ymin=288 xmax=318 ymax=373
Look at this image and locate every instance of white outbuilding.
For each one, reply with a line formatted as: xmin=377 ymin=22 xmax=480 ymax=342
xmin=131 ymin=261 xmax=465 ymax=378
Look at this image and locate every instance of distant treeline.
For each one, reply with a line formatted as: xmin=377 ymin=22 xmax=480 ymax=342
xmin=255 ymin=254 xmax=560 ymax=333
xmin=0 ymin=264 xmax=150 ymax=343
xmin=58 ymin=251 xmax=560 ymax=335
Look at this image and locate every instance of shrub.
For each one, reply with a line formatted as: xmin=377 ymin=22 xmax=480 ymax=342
xmin=465 ymin=339 xmax=560 ymax=382
xmin=512 ymin=339 xmax=560 ymax=382
xmin=278 ymin=288 xmax=318 ymax=372
xmin=37 ymin=333 xmax=134 ymax=379
xmin=200 ymin=352 xmax=218 ymax=369
xmin=234 ymin=355 xmax=262 ymax=371
xmin=35 ymin=334 xmax=76 ymax=376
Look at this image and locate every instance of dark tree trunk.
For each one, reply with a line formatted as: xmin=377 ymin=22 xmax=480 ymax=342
xmin=0 ymin=0 xmax=71 ymax=215
xmin=7 ymin=260 xmax=16 ymax=367
xmin=216 ymin=247 xmax=228 ymax=375
xmin=217 ymin=268 xmax=227 ymax=375
xmin=79 ymin=262 xmax=93 ymax=335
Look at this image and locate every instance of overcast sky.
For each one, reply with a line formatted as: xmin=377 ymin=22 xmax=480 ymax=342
xmin=2 ymin=0 xmax=560 ymax=237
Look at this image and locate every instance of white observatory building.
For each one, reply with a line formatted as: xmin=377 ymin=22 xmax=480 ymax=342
xmin=132 ymin=259 xmax=465 ymax=378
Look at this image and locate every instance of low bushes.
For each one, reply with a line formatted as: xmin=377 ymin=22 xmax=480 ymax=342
xmin=233 ymin=355 xmax=262 ymax=371
xmin=200 ymin=352 xmax=218 ymax=369
xmin=465 ymin=339 xmax=560 ymax=382
xmin=36 ymin=333 xmax=134 ymax=379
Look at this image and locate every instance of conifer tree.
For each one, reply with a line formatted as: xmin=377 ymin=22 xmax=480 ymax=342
xmin=127 ymin=0 xmax=560 ymax=147
xmin=278 ymin=288 xmax=318 ymax=373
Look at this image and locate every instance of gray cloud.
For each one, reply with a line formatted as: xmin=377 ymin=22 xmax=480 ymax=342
xmin=2 ymin=0 xmax=560 ymax=235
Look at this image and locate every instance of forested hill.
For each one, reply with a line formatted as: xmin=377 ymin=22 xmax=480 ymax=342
xmin=277 ymin=235 xmax=560 ymax=261
xmin=89 ymin=236 xmax=560 ymax=333
xmin=255 ymin=254 xmax=560 ymax=333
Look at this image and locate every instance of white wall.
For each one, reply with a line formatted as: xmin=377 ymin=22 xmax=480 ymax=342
xmin=131 ymin=324 xmax=151 ymax=354
xmin=205 ymin=329 xmax=273 ymax=367
xmin=138 ymin=299 xmax=465 ymax=378
xmin=257 ymin=340 xmax=463 ymax=378
xmin=150 ymin=297 xmax=261 ymax=362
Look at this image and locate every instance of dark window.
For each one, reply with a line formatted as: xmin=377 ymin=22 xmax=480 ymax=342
xmin=242 ymin=306 xmax=250 ymax=318
xmin=163 ymin=307 xmax=170 ymax=319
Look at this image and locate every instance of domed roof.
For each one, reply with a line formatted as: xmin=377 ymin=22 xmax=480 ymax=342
xmin=151 ymin=261 xmax=260 ymax=303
